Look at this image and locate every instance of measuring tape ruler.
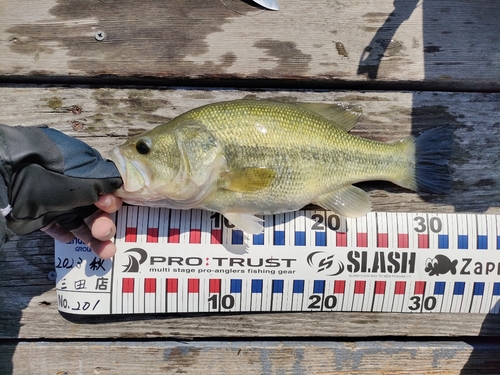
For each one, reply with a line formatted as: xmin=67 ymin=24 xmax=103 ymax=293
xmin=54 ymin=207 xmax=500 ymax=315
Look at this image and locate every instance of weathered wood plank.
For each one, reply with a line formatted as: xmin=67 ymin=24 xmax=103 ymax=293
xmin=2 ymin=260 xmax=500 ymax=340
xmin=0 ymin=2 xmax=497 ymax=374
xmin=2 ymin=236 xmax=500 ymax=340
xmin=0 ymin=0 xmax=499 ymax=89
xmin=1 ymin=340 xmax=499 ymax=375
xmin=0 ymin=87 xmax=500 ymax=341
xmin=0 ymin=87 xmax=498 ymax=215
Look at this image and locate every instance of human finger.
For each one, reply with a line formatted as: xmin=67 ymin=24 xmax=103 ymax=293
xmin=70 ymin=222 xmax=117 ymax=259
xmin=94 ymin=194 xmax=123 ymax=213
xmin=86 ymin=211 xmax=116 ymax=242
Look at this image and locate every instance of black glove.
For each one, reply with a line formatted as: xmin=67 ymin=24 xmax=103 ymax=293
xmin=0 ymin=124 xmax=122 ymax=247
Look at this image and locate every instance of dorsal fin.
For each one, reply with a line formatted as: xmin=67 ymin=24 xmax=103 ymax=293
xmin=296 ymin=102 xmax=362 ymax=132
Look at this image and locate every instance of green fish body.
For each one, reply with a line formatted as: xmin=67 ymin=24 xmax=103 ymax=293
xmin=110 ymin=99 xmax=452 ymax=233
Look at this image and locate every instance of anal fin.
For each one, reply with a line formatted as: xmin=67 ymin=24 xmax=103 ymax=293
xmin=313 ymin=185 xmax=371 ymax=218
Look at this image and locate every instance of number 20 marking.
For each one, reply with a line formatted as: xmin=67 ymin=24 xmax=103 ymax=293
xmin=311 ymin=214 xmax=341 ymax=231
xmin=308 ymin=294 xmax=337 ymax=309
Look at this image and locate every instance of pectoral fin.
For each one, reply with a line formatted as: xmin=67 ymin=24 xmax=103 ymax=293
xmin=296 ymin=103 xmax=362 ymax=132
xmin=223 ymin=167 xmax=275 ymax=193
xmin=224 ymin=212 xmax=264 ymax=234
xmin=313 ymin=185 xmax=371 ymax=218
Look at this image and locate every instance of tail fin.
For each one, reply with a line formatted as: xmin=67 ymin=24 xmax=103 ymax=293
xmin=398 ymin=125 xmax=453 ymax=194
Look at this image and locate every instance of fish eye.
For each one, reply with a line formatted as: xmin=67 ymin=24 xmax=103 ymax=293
xmin=135 ymin=138 xmax=151 ymax=155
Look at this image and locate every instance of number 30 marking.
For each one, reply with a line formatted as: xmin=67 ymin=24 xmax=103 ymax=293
xmin=408 ymin=295 xmax=437 ymax=311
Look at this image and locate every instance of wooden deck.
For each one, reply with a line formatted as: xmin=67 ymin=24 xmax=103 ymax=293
xmin=0 ymin=0 xmax=499 ymax=373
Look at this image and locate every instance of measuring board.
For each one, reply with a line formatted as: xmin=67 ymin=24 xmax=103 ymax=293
xmin=55 ymin=207 xmax=500 ymax=315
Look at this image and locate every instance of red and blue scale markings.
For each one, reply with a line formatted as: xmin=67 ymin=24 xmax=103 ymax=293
xmin=117 ymin=277 xmax=500 ymax=313
xmin=113 ymin=209 xmax=500 ymax=313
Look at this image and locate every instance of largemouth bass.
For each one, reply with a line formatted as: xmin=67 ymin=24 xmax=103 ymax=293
xmin=110 ymin=99 xmax=452 ymax=233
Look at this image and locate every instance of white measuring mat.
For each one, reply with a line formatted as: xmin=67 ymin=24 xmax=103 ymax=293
xmin=54 ymin=207 xmax=500 ymax=315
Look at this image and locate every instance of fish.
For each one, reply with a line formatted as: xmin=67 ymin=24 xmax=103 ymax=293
xmin=110 ymin=99 xmax=453 ymax=234
xmin=425 ymin=255 xmax=458 ymax=276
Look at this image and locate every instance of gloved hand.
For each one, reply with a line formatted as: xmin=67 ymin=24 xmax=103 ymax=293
xmin=0 ymin=124 xmax=123 ymax=258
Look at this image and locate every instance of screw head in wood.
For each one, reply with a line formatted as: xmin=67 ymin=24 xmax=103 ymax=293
xmin=95 ymin=30 xmax=106 ymax=41
xmin=47 ymin=271 xmax=57 ymax=281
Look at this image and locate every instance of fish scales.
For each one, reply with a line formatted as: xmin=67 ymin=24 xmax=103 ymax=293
xmin=110 ymin=99 xmax=452 ymax=233
xmin=184 ymin=101 xmax=405 ymax=202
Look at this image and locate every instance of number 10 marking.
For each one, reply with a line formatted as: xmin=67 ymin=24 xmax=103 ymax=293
xmin=208 ymin=294 xmax=235 ymax=310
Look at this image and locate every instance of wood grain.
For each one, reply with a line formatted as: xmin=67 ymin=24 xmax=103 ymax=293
xmin=0 ymin=0 xmax=499 ymax=89
xmin=1 ymin=341 xmax=499 ymax=375
xmin=1 ymin=1 xmax=499 ymax=373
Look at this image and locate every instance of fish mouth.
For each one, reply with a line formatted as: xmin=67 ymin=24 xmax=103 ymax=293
xmin=109 ymin=147 xmax=147 ymax=193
